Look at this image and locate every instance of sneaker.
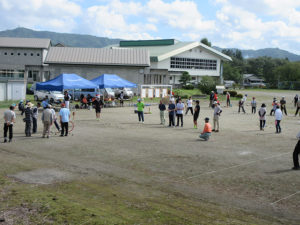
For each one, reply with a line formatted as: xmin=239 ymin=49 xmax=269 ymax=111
xmin=292 ymin=167 xmax=300 ymax=170
xmin=8 ymin=139 xmax=12 ymax=143
xmin=47 ymin=136 xmax=49 ymax=138
xmin=60 ymin=135 xmax=64 ymax=137
xmin=215 ymin=130 xmax=219 ymax=132
xmin=212 ymin=129 xmax=215 ymax=132
xmin=4 ymin=139 xmax=7 ymax=143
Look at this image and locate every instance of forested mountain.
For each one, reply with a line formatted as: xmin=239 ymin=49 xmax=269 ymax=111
xmin=0 ymin=27 xmax=121 ymax=48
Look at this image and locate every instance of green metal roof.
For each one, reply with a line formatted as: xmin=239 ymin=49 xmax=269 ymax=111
xmin=120 ymin=39 xmax=175 ymax=47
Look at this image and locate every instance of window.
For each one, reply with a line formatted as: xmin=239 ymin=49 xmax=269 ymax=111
xmin=24 ymin=53 xmax=27 ymax=56
xmin=18 ymin=53 xmax=20 ymax=56
xmin=37 ymin=53 xmax=40 ymax=56
xmin=4 ymin=52 xmax=7 ymax=55
xmin=28 ymin=71 xmax=33 ymax=78
xmin=11 ymin=53 xmax=14 ymax=55
xmin=31 ymin=53 xmax=34 ymax=56
xmin=18 ymin=70 xmax=25 ymax=78
xmin=170 ymin=57 xmax=217 ymax=70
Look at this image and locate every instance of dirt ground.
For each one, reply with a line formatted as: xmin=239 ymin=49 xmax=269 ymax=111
xmin=0 ymin=89 xmax=300 ymax=224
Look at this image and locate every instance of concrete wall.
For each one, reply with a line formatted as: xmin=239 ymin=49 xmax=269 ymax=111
xmin=0 ymin=47 xmax=43 ymax=66
xmin=0 ymin=81 xmax=26 ymax=101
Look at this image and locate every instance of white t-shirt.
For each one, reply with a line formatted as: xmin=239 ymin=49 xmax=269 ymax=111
xmin=275 ymin=109 xmax=283 ymax=120
xmin=187 ymin=99 xmax=193 ymax=107
xmin=4 ymin=110 xmax=16 ymax=124
xmin=176 ymin=103 xmax=184 ymax=114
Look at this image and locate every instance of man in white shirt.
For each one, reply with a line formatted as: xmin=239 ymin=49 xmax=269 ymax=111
xmin=274 ymin=105 xmax=282 ymax=133
xmin=3 ymin=105 xmax=16 ymax=143
xmin=185 ymin=97 xmax=193 ymax=115
xmin=213 ymin=102 xmax=222 ymax=132
xmin=176 ymin=99 xmax=185 ymax=127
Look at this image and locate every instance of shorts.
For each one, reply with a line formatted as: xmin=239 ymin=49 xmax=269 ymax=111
xmin=95 ymin=108 xmax=101 ymax=113
xmin=193 ymin=114 xmax=199 ymax=121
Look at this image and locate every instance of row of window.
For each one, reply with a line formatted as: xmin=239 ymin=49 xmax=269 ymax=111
xmin=0 ymin=69 xmax=24 ymax=78
xmin=170 ymin=57 xmax=217 ymax=70
xmin=1 ymin=52 xmax=40 ymax=56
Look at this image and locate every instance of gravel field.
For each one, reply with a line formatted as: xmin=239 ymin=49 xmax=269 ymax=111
xmin=0 ymin=89 xmax=300 ymax=224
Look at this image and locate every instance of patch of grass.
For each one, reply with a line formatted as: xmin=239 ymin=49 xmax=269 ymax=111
xmin=0 ymin=175 xmax=288 ymax=225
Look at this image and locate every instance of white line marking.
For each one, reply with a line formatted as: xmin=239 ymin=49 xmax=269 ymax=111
xmin=177 ymin=152 xmax=290 ymax=182
xmin=270 ymin=190 xmax=300 ymax=205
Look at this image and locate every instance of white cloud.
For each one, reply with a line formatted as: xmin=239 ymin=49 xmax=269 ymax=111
xmin=0 ymin=0 xmax=81 ymax=32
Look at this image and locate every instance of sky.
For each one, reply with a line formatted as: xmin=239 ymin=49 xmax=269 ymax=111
xmin=0 ymin=0 xmax=300 ymax=54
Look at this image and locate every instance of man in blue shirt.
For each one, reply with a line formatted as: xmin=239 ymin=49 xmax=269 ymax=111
xmin=168 ymin=100 xmax=176 ymax=127
xmin=59 ymin=103 xmax=70 ymax=137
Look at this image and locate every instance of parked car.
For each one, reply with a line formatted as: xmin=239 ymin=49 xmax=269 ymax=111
xmin=34 ymin=90 xmax=64 ymax=103
xmin=114 ymin=88 xmax=134 ymax=99
xmin=73 ymin=88 xmax=115 ymax=101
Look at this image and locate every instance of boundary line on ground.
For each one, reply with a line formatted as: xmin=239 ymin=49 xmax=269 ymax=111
xmin=270 ymin=190 xmax=300 ymax=205
xmin=176 ymin=152 xmax=290 ymax=182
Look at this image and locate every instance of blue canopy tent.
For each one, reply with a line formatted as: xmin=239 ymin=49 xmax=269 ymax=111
xmin=36 ymin=73 xmax=98 ymax=91
xmin=90 ymin=74 xmax=137 ymax=89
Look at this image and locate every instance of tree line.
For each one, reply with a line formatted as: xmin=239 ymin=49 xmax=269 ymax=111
xmin=222 ymin=49 xmax=300 ymax=89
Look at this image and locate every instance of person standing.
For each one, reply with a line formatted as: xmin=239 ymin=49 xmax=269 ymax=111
xmin=185 ymin=97 xmax=193 ymax=115
xmin=238 ymin=98 xmax=246 ymax=113
xmin=168 ymin=100 xmax=176 ymax=127
xmin=258 ymin=103 xmax=267 ymax=131
xmin=294 ymin=94 xmax=298 ymax=107
xmin=32 ymin=102 xmax=40 ymax=134
xmin=49 ymin=105 xmax=60 ymax=132
xmin=136 ymin=99 xmax=144 ymax=123
xmin=209 ymin=91 xmax=214 ymax=108
xmin=64 ymin=91 xmax=70 ymax=109
xmin=119 ymin=91 xmax=124 ymax=107
xmin=275 ymin=105 xmax=282 ymax=133
xmin=176 ymin=99 xmax=185 ymax=127
xmin=295 ymin=99 xmax=300 ymax=116
xmin=213 ymin=102 xmax=222 ymax=132
xmin=93 ymin=95 xmax=104 ymax=121
xmin=292 ymin=132 xmax=300 ymax=170
xmin=280 ymin=96 xmax=287 ymax=116
xmin=251 ymin=97 xmax=257 ymax=114
xmin=3 ymin=105 xmax=16 ymax=143
xmin=199 ymin=117 xmax=212 ymax=141
xmin=270 ymin=98 xmax=278 ymax=116
xmin=193 ymin=100 xmax=200 ymax=129
xmin=158 ymin=100 xmax=166 ymax=125
xmin=19 ymin=100 xmax=25 ymax=115
xmin=41 ymin=105 xmax=53 ymax=138
xmin=226 ymin=92 xmax=231 ymax=107
xmin=59 ymin=103 xmax=70 ymax=137
xmin=24 ymin=102 xmax=33 ymax=137
xmin=243 ymin=94 xmax=248 ymax=103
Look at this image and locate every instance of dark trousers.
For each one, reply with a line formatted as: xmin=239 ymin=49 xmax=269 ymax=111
xmin=185 ymin=107 xmax=193 ymax=115
xmin=3 ymin=123 xmax=13 ymax=140
xmin=238 ymin=106 xmax=245 ymax=113
xmin=259 ymin=120 xmax=266 ymax=130
xmin=295 ymin=107 xmax=300 ymax=116
xmin=176 ymin=114 xmax=183 ymax=126
xmin=25 ymin=121 xmax=31 ymax=137
xmin=227 ymin=99 xmax=230 ymax=107
xmin=275 ymin=120 xmax=281 ymax=133
xmin=270 ymin=109 xmax=275 ymax=116
xmin=54 ymin=120 xmax=60 ymax=131
xmin=252 ymin=107 xmax=256 ymax=114
xmin=281 ymin=106 xmax=287 ymax=115
xmin=138 ymin=111 xmax=144 ymax=122
xmin=81 ymin=103 xmax=87 ymax=109
xmin=293 ymin=140 xmax=300 ymax=168
xmin=169 ymin=114 xmax=175 ymax=126
xmin=61 ymin=122 xmax=69 ymax=136
xmin=32 ymin=117 xmax=37 ymax=133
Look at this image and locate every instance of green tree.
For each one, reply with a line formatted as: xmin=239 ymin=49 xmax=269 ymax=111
xmin=200 ymin=38 xmax=211 ymax=47
xmin=223 ymin=62 xmax=242 ymax=83
xmin=179 ymin=71 xmax=192 ymax=86
xmin=198 ymin=76 xmax=216 ymax=94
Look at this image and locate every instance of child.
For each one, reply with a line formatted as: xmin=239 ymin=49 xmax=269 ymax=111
xmin=251 ymin=97 xmax=257 ymax=114
xmin=258 ymin=103 xmax=266 ymax=130
xmin=199 ymin=117 xmax=212 ymax=141
xmin=193 ymin=100 xmax=200 ymax=129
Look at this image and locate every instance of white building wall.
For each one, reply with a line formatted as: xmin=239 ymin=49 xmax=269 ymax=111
xmin=151 ymin=46 xmax=221 ymax=84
